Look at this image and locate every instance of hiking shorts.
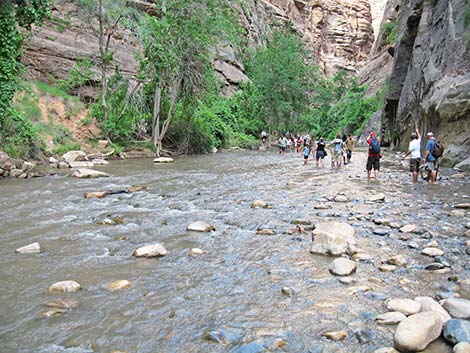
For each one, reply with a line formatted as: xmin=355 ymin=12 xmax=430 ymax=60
xmin=366 ymin=156 xmax=380 ymax=171
xmin=410 ymin=158 xmax=420 ymax=173
xmin=316 ymin=151 xmax=325 ymax=160
xmin=425 ymin=161 xmax=437 ymax=171
xmin=333 ymin=150 xmax=342 ymax=162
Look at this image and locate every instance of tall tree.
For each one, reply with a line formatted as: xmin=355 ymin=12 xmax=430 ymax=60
xmin=140 ymin=0 xmax=238 ymax=156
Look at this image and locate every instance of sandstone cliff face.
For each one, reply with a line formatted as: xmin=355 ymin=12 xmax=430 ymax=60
xmin=381 ymin=0 xmax=470 ymax=169
xmin=22 ymin=0 xmax=374 ymax=95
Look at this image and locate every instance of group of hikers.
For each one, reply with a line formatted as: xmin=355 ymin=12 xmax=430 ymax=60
xmin=274 ymin=132 xmax=356 ymax=169
xmin=264 ymin=128 xmax=443 ymax=183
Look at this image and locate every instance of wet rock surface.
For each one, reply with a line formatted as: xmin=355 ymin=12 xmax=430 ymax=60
xmin=0 ymin=150 xmax=468 ymax=352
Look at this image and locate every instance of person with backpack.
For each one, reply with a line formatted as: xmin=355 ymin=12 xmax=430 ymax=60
xmin=402 ymin=127 xmax=421 ymax=183
xmin=423 ymin=132 xmax=441 ymax=183
xmin=366 ymin=132 xmax=381 ymax=180
xmin=330 ymin=134 xmax=343 ymax=169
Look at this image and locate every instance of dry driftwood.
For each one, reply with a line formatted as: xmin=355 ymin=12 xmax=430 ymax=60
xmin=84 ymin=185 xmax=147 ymax=199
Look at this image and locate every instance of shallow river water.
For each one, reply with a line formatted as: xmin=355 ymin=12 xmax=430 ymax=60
xmin=0 ymin=150 xmax=469 ymax=353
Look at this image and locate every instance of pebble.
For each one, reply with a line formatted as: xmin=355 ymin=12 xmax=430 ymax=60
xmin=374 ymin=229 xmax=390 ymax=236
xmin=408 ymin=241 xmax=420 ymax=249
xmin=189 ymin=248 xmax=204 ymax=256
xmin=422 ymin=247 xmax=445 ymax=257
xmin=202 ymin=330 xmax=233 ymax=344
xmin=379 ymin=265 xmax=397 ymax=272
xmin=375 ymin=311 xmax=406 ymax=325
xmin=372 ymin=348 xmax=400 ymax=353
xmin=106 ymin=280 xmax=132 ymax=291
xmin=453 ymin=342 xmax=470 ymax=353
xmin=425 ymin=263 xmax=445 ymax=271
xmin=187 ymin=221 xmax=215 ymax=232
xmin=133 ymin=243 xmax=167 ymax=258
xmin=291 ymin=219 xmax=312 ymax=225
xmin=386 ymin=298 xmax=421 ymax=316
xmin=387 ymin=255 xmax=408 ymax=267
xmin=334 ymin=194 xmax=350 ymax=202
xmin=393 ymin=311 xmax=443 ymax=351
xmin=369 ymin=193 xmax=385 ymax=202
xmin=322 ymin=330 xmax=347 ymax=341
xmin=38 ymin=308 xmax=68 ymax=318
xmin=339 ymin=277 xmax=356 ymax=284
xmin=443 ymin=319 xmax=470 ymax=344
xmin=373 ymin=218 xmax=391 ymax=226
xmin=281 ymin=287 xmax=295 ymax=296
xmin=426 ymin=240 xmax=439 ymax=248
xmin=441 ymin=298 xmax=470 ymax=319
xmin=251 ymin=200 xmax=269 ymax=208
xmin=256 ymin=228 xmax=277 ymax=235
xmin=400 ymin=224 xmax=417 ymax=233
xmin=48 ymin=280 xmax=81 ymax=293
xmin=45 ymin=299 xmax=79 ymax=309
xmin=329 ymin=258 xmax=357 ymax=276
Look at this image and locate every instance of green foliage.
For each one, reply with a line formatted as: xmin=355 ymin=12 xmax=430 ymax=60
xmin=245 ymin=30 xmax=316 ymax=131
xmin=91 ymin=70 xmax=149 ymax=144
xmin=0 ymin=0 xmax=50 ymax=158
xmin=383 ymin=19 xmax=398 ymax=46
xmin=52 ymin=143 xmax=81 ymax=155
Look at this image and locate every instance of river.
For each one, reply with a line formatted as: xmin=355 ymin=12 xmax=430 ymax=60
xmin=0 ymin=150 xmax=469 ymax=353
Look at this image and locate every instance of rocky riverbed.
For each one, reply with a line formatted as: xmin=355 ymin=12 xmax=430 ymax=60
xmin=0 ymin=149 xmax=469 ymax=353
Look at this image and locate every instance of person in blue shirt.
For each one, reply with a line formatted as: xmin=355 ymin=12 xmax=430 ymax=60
xmin=303 ymin=145 xmax=310 ymax=164
xmin=423 ymin=132 xmax=437 ymax=183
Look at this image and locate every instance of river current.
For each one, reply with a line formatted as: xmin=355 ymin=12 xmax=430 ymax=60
xmin=0 ymin=150 xmax=468 ymax=353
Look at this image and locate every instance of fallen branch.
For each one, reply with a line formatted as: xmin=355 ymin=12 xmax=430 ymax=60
xmin=84 ymin=185 xmax=147 ymax=199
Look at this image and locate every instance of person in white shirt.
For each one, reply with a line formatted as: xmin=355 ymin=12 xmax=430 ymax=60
xmin=402 ymin=127 xmax=422 ymax=182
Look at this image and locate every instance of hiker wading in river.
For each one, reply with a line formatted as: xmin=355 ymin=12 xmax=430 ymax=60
xmin=402 ymin=127 xmax=422 ymax=183
xmin=366 ymin=132 xmax=381 ymax=180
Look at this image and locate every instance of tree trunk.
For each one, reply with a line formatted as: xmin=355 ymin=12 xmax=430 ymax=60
xmin=152 ymin=83 xmax=162 ymax=156
xmin=98 ymin=0 xmax=109 ymax=140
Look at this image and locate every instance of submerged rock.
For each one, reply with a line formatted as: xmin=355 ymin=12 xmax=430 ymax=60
xmin=38 ymin=308 xmax=68 ymax=318
xmin=251 ymin=200 xmax=269 ymax=208
xmin=322 ymin=330 xmax=347 ymax=341
xmin=310 ymin=222 xmax=356 ymax=256
xmin=133 ymin=244 xmax=168 ymax=258
xmin=15 ymin=242 xmax=40 ymax=254
xmin=202 ymin=330 xmax=234 ymax=345
xmin=329 ymin=257 xmax=357 ymax=276
xmin=256 ymin=228 xmax=277 ymax=235
xmin=189 ymin=248 xmax=204 ymax=256
xmin=187 ymin=221 xmax=215 ymax=232
xmin=153 ymin=157 xmax=174 ymax=163
xmin=45 ymin=299 xmax=79 ymax=309
xmin=106 ymin=280 xmax=132 ymax=291
xmin=48 ymin=280 xmax=82 ymax=293
xmin=281 ymin=287 xmax=295 ymax=296
xmin=393 ymin=311 xmax=443 ymax=352
xmin=71 ymin=168 xmax=109 ymax=178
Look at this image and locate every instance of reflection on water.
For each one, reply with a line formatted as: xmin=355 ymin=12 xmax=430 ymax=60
xmin=0 ymin=150 xmax=468 ymax=353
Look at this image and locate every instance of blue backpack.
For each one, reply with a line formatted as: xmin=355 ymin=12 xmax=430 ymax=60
xmin=369 ymin=138 xmax=380 ymax=154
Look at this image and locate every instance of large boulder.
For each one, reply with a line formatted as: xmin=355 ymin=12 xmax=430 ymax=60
xmin=310 ymin=222 xmax=356 ymax=256
xmin=63 ymin=150 xmax=87 ymax=164
xmin=443 ymin=319 xmax=470 ymax=345
xmin=71 ymin=168 xmax=109 ymax=178
xmin=415 ymin=296 xmax=451 ymax=323
xmin=442 ymin=298 xmax=470 ymax=319
xmin=393 ymin=312 xmax=443 ymax=351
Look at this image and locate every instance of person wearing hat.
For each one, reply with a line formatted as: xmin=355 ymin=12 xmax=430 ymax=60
xmin=423 ymin=132 xmax=437 ymax=183
xmin=402 ymin=127 xmax=422 ymax=182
